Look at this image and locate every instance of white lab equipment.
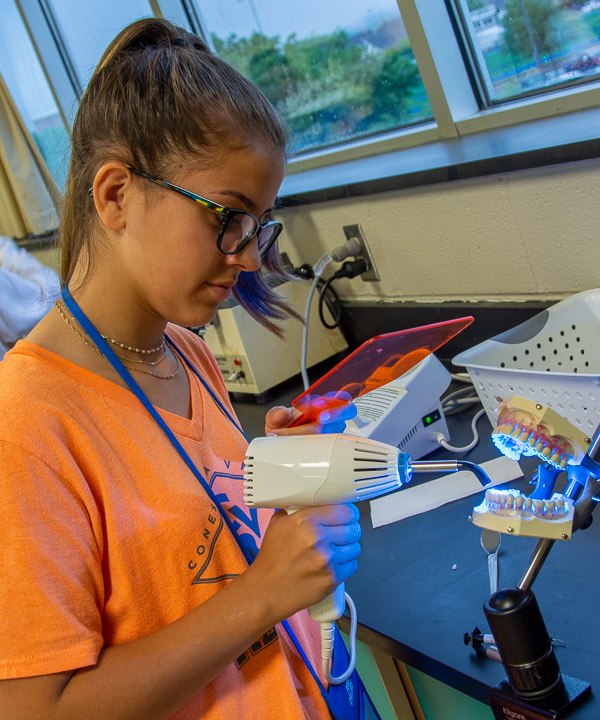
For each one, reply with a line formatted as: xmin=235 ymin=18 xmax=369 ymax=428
xmin=201 ymin=280 xmax=347 ymax=396
xmin=452 ymin=288 xmax=600 ymax=436
xmin=344 ymin=353 xmax=451 ymax=459
xmin=243 ymin=432 xmax=488 ymax=684
xmin=0 ymin=236 xmax=60 ymax=359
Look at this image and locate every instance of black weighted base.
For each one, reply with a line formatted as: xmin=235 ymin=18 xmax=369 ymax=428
xmin=489 ymin=674 xmax=591 ymax=720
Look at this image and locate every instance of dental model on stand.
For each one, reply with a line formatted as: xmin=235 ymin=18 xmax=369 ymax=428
xmin=466 ymin=395 xmax=600 ymax=720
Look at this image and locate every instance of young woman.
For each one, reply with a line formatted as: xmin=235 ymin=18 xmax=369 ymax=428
xmin=0 ymin=18 xmax=361 ymax=720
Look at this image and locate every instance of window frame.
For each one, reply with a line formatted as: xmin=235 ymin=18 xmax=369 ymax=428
xmin=283 ymin=0 xmax=600 ymax=171
xmin=16 ymin=0 xmax=600 ymax=202
xmin=16 ymin=0 xmax=82 ymax=128
xmin=280 ymin=0 xmax=600 ymax=198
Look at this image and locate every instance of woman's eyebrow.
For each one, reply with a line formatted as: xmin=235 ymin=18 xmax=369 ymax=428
xmin=214 ymin=189 xmax=275 ymax=215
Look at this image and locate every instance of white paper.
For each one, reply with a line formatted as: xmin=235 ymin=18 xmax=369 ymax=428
xmin=370 ymin=455 xmax=523 ymax=529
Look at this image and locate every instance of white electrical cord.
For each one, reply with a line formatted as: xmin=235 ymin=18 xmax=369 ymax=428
xmin=441 ymin=384 xmax=477 ymax=410
xmin=434 ymin=407 xmax=487 ymax=453
xmin=300 ymin=240 xmax=363 ymax=390
xmin=443 ymin=397 xmax=483 ymax=411
xmin=301 ymin=254 xmax=332 ymax=389
xmin=320 ymin=592 xmax=357 ymax=685
xmin=449 ymin=372 xmax=473 ymax=384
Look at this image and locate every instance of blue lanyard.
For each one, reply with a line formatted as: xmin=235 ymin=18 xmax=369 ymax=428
xmin=61 ymin=287 xmax=250 ymax=555
xmin=59 ymin=287 xmax=333 ymax=711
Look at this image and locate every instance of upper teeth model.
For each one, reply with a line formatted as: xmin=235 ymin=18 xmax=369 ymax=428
xmin=491 ymin=396 xmax=590 ymax=470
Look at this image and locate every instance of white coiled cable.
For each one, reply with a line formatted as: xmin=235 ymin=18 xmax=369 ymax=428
xmin=321 ymin=592 xmax=357 ymax=685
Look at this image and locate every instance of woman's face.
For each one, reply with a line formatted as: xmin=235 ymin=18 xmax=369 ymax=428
xmin=115 ymin=143 xmax=285 ymax=329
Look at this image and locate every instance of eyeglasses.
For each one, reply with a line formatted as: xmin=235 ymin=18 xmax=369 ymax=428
xmin=127 ymin=167 xmax=283 ymax=257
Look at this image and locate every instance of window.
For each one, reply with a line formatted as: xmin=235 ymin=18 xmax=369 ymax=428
xmin=45 ymin=0 xmax=155 ymax=88
xmin=451 ymin=0 xmax=600 ymax=104
xmin=6 ymin=0 xmax=155 ymax=190
xmin=10 ymin=0 xmax=600 ymax=206
xmin=0 ymin=2 xmax=69 ymax=189
xmin=200 ymin=0 xmax=433 ymax=155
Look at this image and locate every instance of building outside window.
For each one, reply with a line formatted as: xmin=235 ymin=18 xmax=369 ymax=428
xmin=455 ymin=0 xmax=600 ymax=104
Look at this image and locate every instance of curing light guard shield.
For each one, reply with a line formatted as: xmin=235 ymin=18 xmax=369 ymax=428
xmin=289 ymin=316 xmax=474 ymax=428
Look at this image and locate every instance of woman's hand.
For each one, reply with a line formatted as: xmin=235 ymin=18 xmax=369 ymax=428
xmin=265 ymin=392 xmax=357 ymax=436
xmin=247 ymin=503 xmax=362 ymax=623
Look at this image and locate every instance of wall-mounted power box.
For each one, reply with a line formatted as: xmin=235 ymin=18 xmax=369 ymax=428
xmin=201 ymin=280 xmax=347 ymax=396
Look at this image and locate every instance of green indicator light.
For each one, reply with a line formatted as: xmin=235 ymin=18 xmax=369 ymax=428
xmin=422 ymin=409 xmax=441 ymax=428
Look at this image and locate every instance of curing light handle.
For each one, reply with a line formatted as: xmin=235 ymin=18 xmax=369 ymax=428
xmin=286 ymin=506 xmax=354 ymax=685
xmin=285 ymin=507 xmax=346 ymax=623
xmin=309 ymin=582 xmax=346 ymax=622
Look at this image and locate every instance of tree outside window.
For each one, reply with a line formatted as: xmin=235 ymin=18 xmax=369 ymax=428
xmin=212 ymin=20 xmax=432 ymax=155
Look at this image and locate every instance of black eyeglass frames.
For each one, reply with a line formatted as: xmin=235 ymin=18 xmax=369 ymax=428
xmin=88 ymin=167 xmax=282 ymax=258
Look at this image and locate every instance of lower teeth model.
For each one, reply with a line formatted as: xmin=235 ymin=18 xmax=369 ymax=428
xmin=471 ymin=489 xmax=575 ymax=540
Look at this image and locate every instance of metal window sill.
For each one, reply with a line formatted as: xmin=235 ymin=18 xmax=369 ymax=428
xmin=279 ymin=106 xmax=600 ymax=205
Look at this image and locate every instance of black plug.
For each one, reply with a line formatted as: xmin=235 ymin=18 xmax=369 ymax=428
xmin=332 ymin=257 xmax=368 ymax=280
xmin=293 ymin=263 xmax=315 ymax=279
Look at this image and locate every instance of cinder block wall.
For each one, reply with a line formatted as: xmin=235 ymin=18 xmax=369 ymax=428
xmin=278 ymin=156 xmax=600 ymax=305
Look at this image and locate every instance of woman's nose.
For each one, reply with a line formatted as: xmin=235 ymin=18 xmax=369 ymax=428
xmin=228 ymin=237 xmax=261 ymax=272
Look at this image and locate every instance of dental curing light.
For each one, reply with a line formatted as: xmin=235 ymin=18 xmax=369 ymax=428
xmin=244 ymin=433 xmax=489 ymax=684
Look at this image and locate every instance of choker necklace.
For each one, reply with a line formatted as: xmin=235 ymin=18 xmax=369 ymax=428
xmin=55 ymin=300 xmax=180 ymax=380
xmin=101 ymin=335 xmax=164 ymax=355
xmin=117 ymin=346 xmax=168 ymax=366
xmin=123 ymin=346 xmax=180 ymax=379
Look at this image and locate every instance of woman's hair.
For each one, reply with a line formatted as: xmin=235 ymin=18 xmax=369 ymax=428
xmin=60 ymin=17 xmax=298 ymax=334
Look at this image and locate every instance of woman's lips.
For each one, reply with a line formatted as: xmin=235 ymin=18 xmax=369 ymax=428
xmin=206 ymin=282 xmax=233 ymax=302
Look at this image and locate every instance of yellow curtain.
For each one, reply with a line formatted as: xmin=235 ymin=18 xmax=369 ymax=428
xmin=0 ymin=70 xmax=61 ymax=238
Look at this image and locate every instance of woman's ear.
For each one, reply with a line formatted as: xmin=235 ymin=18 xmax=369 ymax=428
xmin=90 ymin=162 xmax=133 ymax=232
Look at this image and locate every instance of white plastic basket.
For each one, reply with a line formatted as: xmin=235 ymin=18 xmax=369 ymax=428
xmin=452 ymin=289 xmax=600 ymax=437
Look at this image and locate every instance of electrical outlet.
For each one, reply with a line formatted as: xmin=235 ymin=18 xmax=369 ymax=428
xmin=342 ymin=224 xmax=380 ymax=282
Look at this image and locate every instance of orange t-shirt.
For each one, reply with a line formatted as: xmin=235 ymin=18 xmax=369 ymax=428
xmin=0 ymin=325 xmax=330 ymax=719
